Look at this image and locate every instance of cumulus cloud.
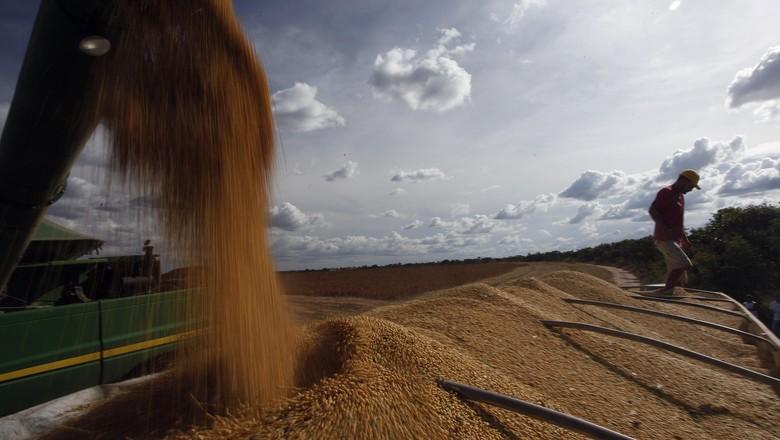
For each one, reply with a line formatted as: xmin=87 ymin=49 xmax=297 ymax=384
xmin=266 ymin=135 xmax=778 ymax=268
xmin=460 ymin=215 xmax=496 ymax=234
xmin=430 ymin=214 xmax=497 ymax=235
xmin=270 ymin=202 xmax=322 ymax=231
xmin=754 ymin=100 xmax=780 ymax=122
xmin=566 ymin=203 xmax=598 ymax=225
xmin=727 ymin=47 xmax=780 ymax=113
xmin=369 ymin=28 xmax=474 ymax=112
xmin=272 ymin=82 xmax=345 ymax=132
xmin=658 ymin=137 xmax=745 ymax=181
xmin=494 ymin=194 xmax=557 ymax=219
xmin=403 ymin=220 xmax=423 ymax=230
xmin=559 ymin=170 xmax=625 ymax=201
xmin=271 ymin=230 xmax=486 ymax=259
xmin=323 ymin=161 xmax=359 ymax=182
xmin=391 ymin=167 xmax=448 ymax=183
xmin=494 ymin=202 xmax=535 ymax=220
xmin=44 ymin=172 xmax=165 ymax=257
xmin=527 ymin=136 xmax=780 ymax=236
xmin=505 ymin=0 xmax=546 ymax=28
xmin=430 ymin=217 xmax=453 ymax=228
xmin=598 ymin=203 xmax=636 ymax=221
xmin=718 ymin=156 xmax=780 ymax=196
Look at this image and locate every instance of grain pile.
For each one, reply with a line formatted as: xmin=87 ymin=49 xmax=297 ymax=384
xmin=43 ymin=267 xmax=779 ymax=439
xmin=91 ymin=0 xmax=295 ymax=411
xmin=163 ymin=270 xmax=778 ymax=439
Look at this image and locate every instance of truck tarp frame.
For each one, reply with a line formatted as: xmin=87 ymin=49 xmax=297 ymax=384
xmin=629 ymin=296 xmax=745 ymax=318
xmin=542 ymin=320 xmax=780 ymax=388
xmin=563 ymin=298 xmax=773 ymax=346
xmin=438 ymin=379 xmax=635 ymax=440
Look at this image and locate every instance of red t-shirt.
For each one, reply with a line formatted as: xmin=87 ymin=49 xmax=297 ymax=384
xmin=651 ymin=186 xmax=684 ymax=242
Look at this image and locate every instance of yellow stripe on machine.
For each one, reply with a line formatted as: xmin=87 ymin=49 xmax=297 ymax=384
xmin=102 ymin=331 xmax=196 ymax=358
xmin=0 ymin=352 xmax=101 ymax=382
xmin=0 ymin=331 xmax=195 ymax=383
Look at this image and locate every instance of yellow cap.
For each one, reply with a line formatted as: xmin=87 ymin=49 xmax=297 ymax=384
xmin=679 ymin=169 xmax=701 ymax=189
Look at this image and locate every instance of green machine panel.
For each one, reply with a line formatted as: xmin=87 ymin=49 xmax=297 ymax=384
xmin=0 ymin=302 xmax=101 ymax=416
xmin=100 ymin=290 xmax=191 ymax=382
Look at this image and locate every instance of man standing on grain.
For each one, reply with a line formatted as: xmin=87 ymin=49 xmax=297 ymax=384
xmin=648 ymin=169 xmax=700 ymax=294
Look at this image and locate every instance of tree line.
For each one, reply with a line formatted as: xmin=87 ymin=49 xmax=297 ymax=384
xmin=508 ymin=204 xmax=780 ymax=325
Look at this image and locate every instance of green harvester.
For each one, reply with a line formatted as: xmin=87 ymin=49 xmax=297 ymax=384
xmin=0 ymin=0 xmax=192 ymax=417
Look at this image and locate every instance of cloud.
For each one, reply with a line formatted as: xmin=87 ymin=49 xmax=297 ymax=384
xmin=271 ymin=230 xmax=485 ymax=258
xmin=598 ymin=203 xmax=636 ymax=221
xmin=403 ymin=220 xmax=423 ymax=230
xmin=559 ymin=170 xmax=625 ymax=201
xmin=430 ymin=217 xmax=453 ymax=228
xmin=727 ymin=47 xmax=780 ymax=111
xmin=494 ymin=202 xmax=535 ymax=220
xmin=657 ymin=137 xmax=745 ymax=181
xmin=383 ymin=209 xmax=401 ymax=218
xmin=369 ymin=28 xmax=474 ymax=112
xmin=754 ymin=100 xmax=780 ymax=122
xmin=450 ymin=203 xmax=470 ymax=217
xmin=718 ymin=156 xmax=780 ymax=196
xmin=498 ymin=235 xmax=533 ymax=247
xmin=270 ymin=202 xmax=322 ymax=231
xmin=494 ymin=194 xmax=557 ymax=219
xmin=567 ymin=203 xmax=598 ymax=224
xmin=388 ymin=187 xmax=406 ymax=196
xmin=505 ymin=0 xmax=546 ymax=28
xmin=460 ymin=215 xmax=496 ymax=234
xmin=272 ymin=82 xmax=346 ymax=132
xmin=430 ymin=214 xmax=497 ymax=234
xmin=668 ymin=1 xmax=681 ymax=11
xmin=391 ymin=167 xmax=448 ymax=183
xmin=323 ymin=161 xmax=359 ymax=181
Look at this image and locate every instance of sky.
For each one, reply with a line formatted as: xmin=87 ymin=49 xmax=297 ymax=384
xmin=1 ymin=0 xmax=779 ymax=271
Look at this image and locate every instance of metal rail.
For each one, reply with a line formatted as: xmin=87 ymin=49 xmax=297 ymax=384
xmin=662 ymin=296 xmax=733 ymax=303
xmin=563 ymin=299 xmax=772 ymax=345
xmin=629 ymin=295 xmax=746 ymax=318
xmin=620 ymin=286 xmax=728 ymax=300
xmin=681 ymin=287 xmax=731 ymax=296
xmin=541 ymin=320 xmax=780 ymax=387
xmin=438 ymin=379 xmax=635 ymax=440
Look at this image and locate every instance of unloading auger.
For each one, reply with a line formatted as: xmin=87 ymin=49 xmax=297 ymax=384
xmin=0 ymin=0 xmax=113 ymax=295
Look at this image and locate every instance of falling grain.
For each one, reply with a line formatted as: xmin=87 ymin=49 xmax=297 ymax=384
xmin=93 ymin=0 xmax=295 ymax=410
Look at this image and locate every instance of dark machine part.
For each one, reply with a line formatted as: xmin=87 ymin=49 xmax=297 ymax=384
xmin=0 ymin=0 xmax=116 ymax=293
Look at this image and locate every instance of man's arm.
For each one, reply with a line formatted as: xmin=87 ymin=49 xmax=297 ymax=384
xmin=680 ymin=232 xmax=692 ymax=251
xmin=648 ymin=204 xmax=672 ymax=239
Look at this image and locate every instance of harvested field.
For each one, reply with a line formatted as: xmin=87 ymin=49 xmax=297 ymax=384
xmin=41 ymin=264 xmax=780 ymax=439
xmin=279 ymin=261 xmax=613 ymax=300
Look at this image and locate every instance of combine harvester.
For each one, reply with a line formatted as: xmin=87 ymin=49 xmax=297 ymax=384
xmin=0 ymin=0 xmax=192 ymax=418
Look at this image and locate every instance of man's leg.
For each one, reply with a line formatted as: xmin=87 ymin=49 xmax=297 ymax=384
xmin=657 ymin=241 xmax=691 ymax=290
xmin=665 ymin=267 xmax=687 ymax=289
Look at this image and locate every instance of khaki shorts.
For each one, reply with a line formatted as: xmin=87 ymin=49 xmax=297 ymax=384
xmin=655 ymin=240 xmax=692 ymax=271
